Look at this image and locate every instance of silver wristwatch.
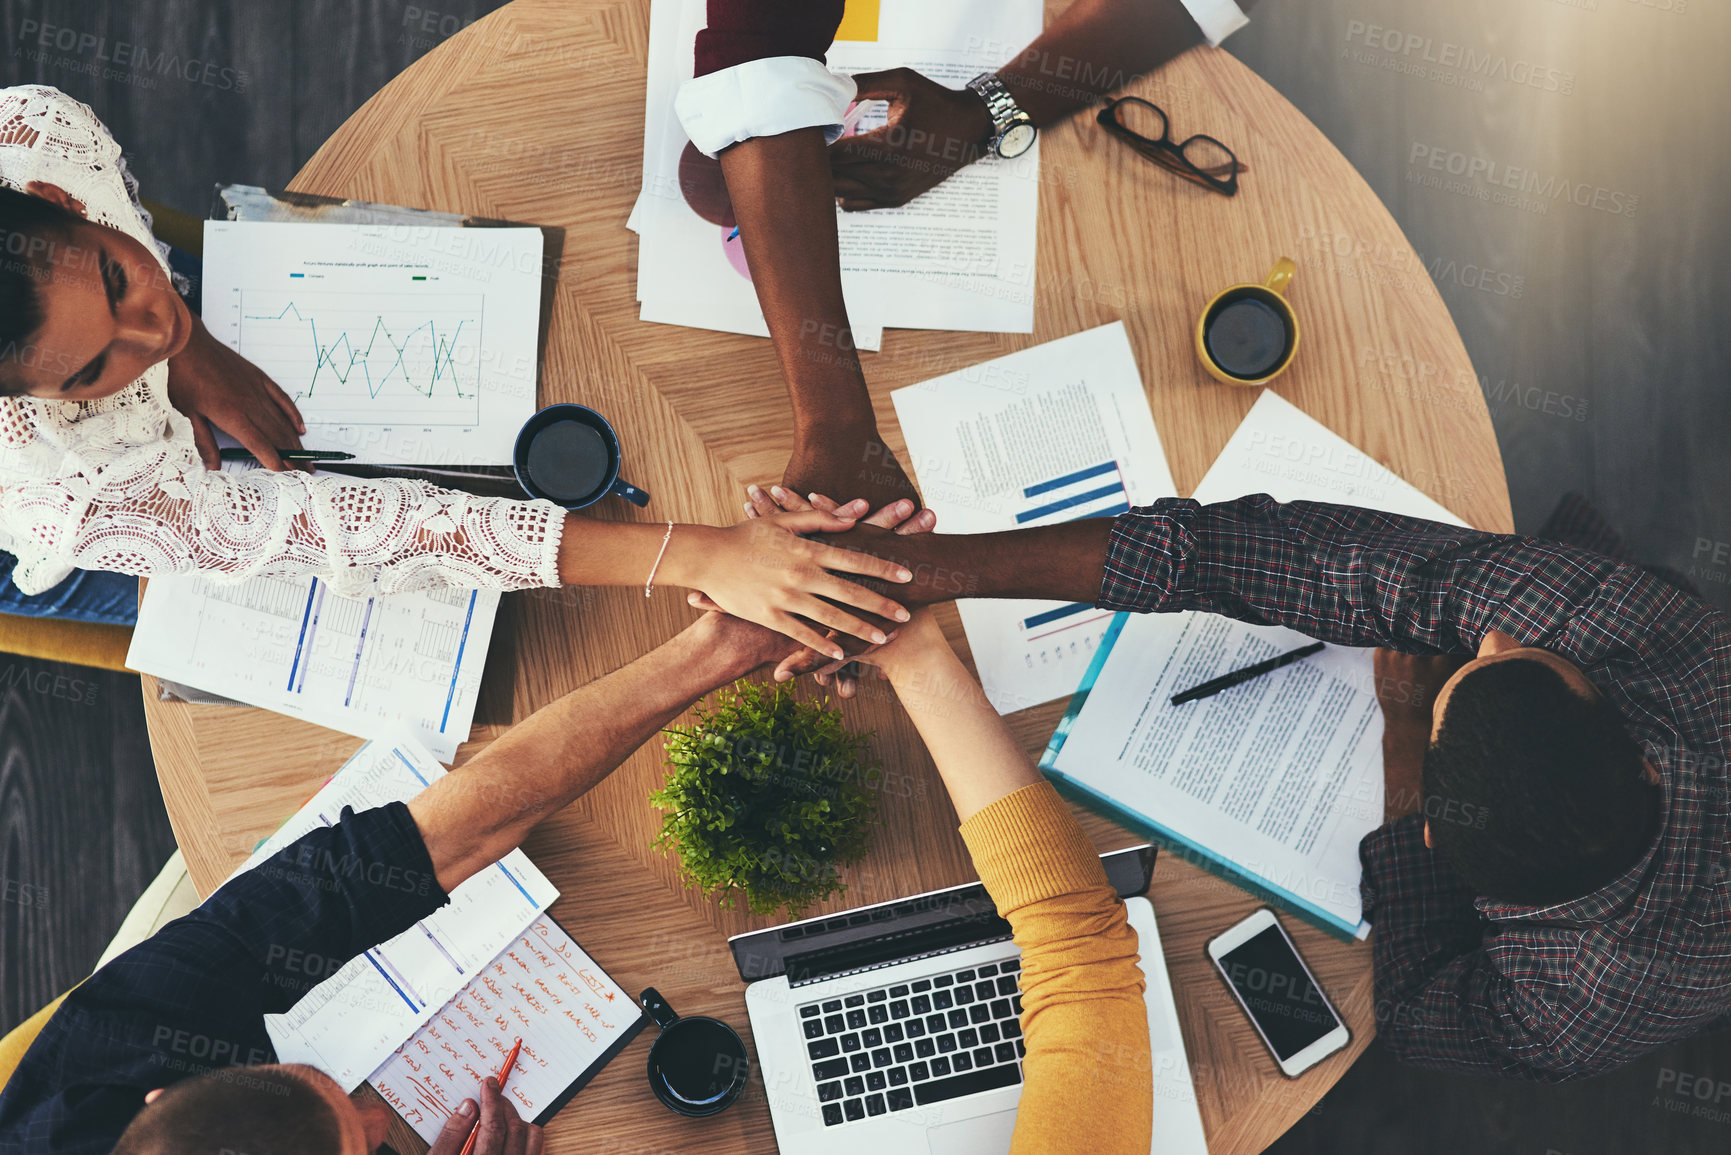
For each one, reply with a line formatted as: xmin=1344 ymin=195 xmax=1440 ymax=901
xmin=966 ymin=73 xmax=1037 ymax=159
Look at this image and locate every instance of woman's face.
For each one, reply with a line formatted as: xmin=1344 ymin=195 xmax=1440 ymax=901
xmin=1 ymin=195 xmax=191 ymax=401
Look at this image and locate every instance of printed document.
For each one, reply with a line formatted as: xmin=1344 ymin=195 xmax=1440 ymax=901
xmin=1044 ymin=393 xmax=1469 ymax=937
xmin=892 ymin=323 xmax=1176 ymax=713
xmin=632 ymin=0 xmax=1042 ymax=339
xmin=233 ymin=735 xmax=555 ymax=1090
xmin=203 ymin=221 xmax=542 ymax=466
xmin=126 ymin=572 xmax=498 ymax=763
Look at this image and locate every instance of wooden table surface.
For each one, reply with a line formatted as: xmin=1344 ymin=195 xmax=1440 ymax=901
xmin=141 ymin=2 xmax=1512 ymax=1151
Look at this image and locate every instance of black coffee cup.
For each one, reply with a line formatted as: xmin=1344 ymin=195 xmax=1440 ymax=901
xmin=639 ymin=987 xmax=749 ymax=1117
xmin=1195 ymin=258 xmax=1301 ymax=387
xmin=512 ymin=404 xmax=650 ymax=509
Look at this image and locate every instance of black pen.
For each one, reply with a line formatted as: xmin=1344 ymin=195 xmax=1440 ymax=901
xmin=218 ymin=449 xmax=356 ymax=463
xmin=1170 ymin=641 xmax=1326 ymax=706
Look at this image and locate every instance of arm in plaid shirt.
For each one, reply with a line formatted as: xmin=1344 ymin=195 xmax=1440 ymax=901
xmin=1100 ymin=495 xmax=1729 ymax=1079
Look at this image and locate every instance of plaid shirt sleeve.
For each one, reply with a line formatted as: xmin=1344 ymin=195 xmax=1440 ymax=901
xmin=1102 ymin=496 xmax=1728 ymax=1079
xmin=1100 ymin=496 xmax=1653 ymax=664
xmin=1357 ymin=816 xmax=1573 ymax=1079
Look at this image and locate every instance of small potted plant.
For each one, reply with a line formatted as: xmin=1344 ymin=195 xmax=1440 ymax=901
xmin=651 ymin=681 xmax=879 ymax=918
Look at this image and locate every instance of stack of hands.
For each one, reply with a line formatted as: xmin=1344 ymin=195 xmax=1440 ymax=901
xmin=685 ymin=483 xmax=940 ymax=698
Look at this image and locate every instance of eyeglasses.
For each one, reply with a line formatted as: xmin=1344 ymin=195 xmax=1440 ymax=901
xmin=1096 ymin=97 xmax=1243 ymax=197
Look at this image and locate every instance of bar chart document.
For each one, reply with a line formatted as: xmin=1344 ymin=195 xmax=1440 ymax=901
xmin=891 ymin=323 xmax=1176 ymax=712
xmin=126 ymin=572 xmax=499 ymax=762
xmin=370 ymin=914 xmax=645 ymax=1140
xmin=231 ymin=734 xmax=556 ymax=1090
xmin=202 ymin=221 xmax=543 ymax=465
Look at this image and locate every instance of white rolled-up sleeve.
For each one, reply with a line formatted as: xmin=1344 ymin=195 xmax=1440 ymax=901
xmin=1180 ymin=0 xmax=1251 ymax=47
xmin=675 ymin=56 xmax=857 ymax=158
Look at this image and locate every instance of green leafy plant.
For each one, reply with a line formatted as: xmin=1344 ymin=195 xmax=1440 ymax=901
xmin=651 ymin=680 xmax=879 ymax=918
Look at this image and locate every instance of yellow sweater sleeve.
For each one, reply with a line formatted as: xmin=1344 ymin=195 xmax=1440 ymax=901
xmin=958 ymin=782 xmax=1152 ymax=1155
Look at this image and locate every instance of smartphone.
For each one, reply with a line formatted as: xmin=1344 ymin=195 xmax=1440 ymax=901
xmin=1206 ymin=907 xmax=1350 ymax=1077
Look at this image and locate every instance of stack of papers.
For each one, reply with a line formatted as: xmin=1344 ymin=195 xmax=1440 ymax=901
xmin=127 ymin=570 xmax=498 ymax=763
xmin=237 ymin=734 xmax=557 ymax=1089
xmin=630 ymin=0 xmax=1044 ymax=344
xmin=892 ymin=322 xmax=1177 ymax=714
xmin=1042 ymin=392 xmax=1471 ymax=938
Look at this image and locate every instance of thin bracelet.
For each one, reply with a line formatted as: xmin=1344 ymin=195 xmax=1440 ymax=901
xmin=645 ymin=521 xmax=675 ymax=598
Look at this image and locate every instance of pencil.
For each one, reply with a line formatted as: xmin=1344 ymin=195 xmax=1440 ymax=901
xmin=1169 ymin=641 xmax=1326 ymax=706
xmin=457 ymin=1037 xmax=523 ymax=1155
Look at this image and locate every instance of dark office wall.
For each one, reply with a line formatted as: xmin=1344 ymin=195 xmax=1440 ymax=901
xmin=1227 ymin=0 xmax=1731 ymax=611
xmin=0 ymin=0 xmax=514 ymax=213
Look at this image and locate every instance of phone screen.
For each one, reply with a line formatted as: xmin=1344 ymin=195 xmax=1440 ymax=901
xmin=1216 ymin=925 xmax=1340 ymax=1060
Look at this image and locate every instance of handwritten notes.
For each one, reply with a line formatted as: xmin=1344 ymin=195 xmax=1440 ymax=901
xmin=370 ymin=914 xmax=643 ymax=1141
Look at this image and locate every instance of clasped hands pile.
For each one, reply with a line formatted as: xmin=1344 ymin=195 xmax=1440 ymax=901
xmin=681 ymin=476 xmax=944 ymax=699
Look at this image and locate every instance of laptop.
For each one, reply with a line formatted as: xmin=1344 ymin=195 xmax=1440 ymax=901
xmin=731 ymin=846 xmax=1209 ymax=1155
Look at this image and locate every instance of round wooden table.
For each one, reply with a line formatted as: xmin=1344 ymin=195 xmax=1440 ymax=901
xmin=142 ymin=3 xmax=1512 ymax=1151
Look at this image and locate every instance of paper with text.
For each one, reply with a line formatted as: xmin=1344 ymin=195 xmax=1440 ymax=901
xmin=892 ymin=323 xmax=1176 ymax=713
xmin=370 ymin=915 xmax=642 ymax=1140
xmin=631 ymin=0 xmax=1041 ymax=339
xmin=1044 ymin=392 xmax=1469 ymax=937
xmin=232 ymin=735 xmax=555 ymax=1090
xmin=126 ymin=572 xmax=498 ymax=763
xmin=203 ymin=221 xmax=542 ymax=466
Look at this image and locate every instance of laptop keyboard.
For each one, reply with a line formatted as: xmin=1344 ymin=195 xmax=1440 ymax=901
xmin=800 ymin=957 xmax=1027 ymax=1127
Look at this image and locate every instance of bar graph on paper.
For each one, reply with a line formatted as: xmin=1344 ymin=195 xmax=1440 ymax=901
xmin=1012 ymin=461 xmax=1127 ymax=642
xmin=237 ymin=291 xmax=484 ymax=426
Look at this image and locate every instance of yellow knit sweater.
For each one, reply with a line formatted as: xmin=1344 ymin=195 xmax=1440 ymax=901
xmin=958 ymin=782 xmax=1153 ymax=1155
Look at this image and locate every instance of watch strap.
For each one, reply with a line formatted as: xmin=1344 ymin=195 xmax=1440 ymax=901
xmin=966 ymin=73 xmax=1030 ymax=142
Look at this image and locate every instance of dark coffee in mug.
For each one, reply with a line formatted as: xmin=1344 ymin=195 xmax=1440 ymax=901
xmin=524 ymin=420 xmax=613 ymax=504
xmin=1204 ymin=294 xmax=1291 ymax=381
xmin=647 ymin=1018 xmax=748 ymax=1112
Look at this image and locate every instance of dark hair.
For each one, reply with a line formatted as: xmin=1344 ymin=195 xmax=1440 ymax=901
xmin=111 ymin=1066 xmax=346 ymax=1155
xmin=1423 ymin=657 xmax=1654 ymax=906
xmin=0 ymin=184 xmax=83 ymax=390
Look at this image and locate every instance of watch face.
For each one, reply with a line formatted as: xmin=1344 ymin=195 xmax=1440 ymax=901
xmin=997 ymin=123 xmax=1037 ymax=159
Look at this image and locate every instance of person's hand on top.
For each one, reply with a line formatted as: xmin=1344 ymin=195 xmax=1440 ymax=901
xmin=166 ymin=314 xmax=307 ymax=471
xmin=829 ymin=69 xmax=995 ymax=212
xmin=662 ymin=509 xmax=913 ymax=661
xmin=694 ymin=485 xmax=935 ymax=696
xmin=783 ymin=417 xmax=922 ymax=516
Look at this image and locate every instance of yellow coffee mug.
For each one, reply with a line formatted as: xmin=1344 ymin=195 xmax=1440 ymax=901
xmin=1195 ymin=258 xmax=1301 ymax=387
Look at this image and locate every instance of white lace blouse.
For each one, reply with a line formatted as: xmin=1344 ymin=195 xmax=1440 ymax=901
xmin=0 ymin=85 xmax=565 ymax=598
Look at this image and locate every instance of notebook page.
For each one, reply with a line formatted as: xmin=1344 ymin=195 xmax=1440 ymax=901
xmin=370 ymin=914 xmax=644 ymax=1141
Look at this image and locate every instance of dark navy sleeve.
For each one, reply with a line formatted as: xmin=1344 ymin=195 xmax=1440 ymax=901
xmin=0 ymin=801 xmax=448 ymax=1155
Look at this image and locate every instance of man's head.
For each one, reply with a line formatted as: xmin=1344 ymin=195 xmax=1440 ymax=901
xmin=0 ymin=181 xmax=191 ymax=401
xmin=112 ymin=1064 xmax=393 ymax=1155
xmin=1422 ymin=629 xmax=1657 ymax=906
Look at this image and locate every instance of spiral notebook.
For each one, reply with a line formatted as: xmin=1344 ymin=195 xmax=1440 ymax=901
xmin=369 ymin=912 xmax=647 ymax=1141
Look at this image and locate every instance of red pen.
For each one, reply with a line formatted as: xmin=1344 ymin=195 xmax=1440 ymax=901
xmin=457 ymin=1037 xmax=523 ymax=1155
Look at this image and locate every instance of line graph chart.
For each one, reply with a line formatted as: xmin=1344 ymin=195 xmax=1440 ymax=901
xmin=237 ymin=291 xmax=485 ymax=426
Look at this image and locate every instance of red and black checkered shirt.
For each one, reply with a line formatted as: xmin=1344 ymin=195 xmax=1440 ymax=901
xmin=1100 ymin=495 xmax=1731 ymax=1081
